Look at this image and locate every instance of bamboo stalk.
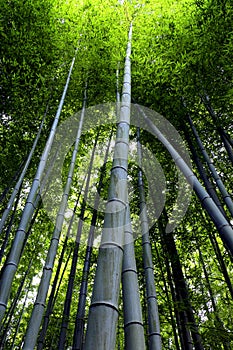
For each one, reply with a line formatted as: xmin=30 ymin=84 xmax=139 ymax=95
xmin=122 ymin=206 xmax=146 ymax=350
xmin=137 ymin=128 xmax=161 ymax=350
xmin=187 ymin=115 xmax=233 ymax=217
xmin=0 ymin=51 xmax=78 ymax=323
xmin=83 ymin=23 xmax=132 ymax=350
xmin=137 ymin=104 xmax=233 ymax=255
xmin=22 ymin=84 xmax=86 ymax=349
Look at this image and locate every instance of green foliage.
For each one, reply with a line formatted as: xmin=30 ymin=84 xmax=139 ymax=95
xmin=0 ymin=0 xmax=233 ymax=349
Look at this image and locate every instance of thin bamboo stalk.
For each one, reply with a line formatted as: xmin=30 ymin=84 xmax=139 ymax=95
xmin=58 ymin=133 xmax=98 ymax=350
xmin=162 ymin=241 xmax=191 ymax=350
xmin=137 ymin=128 xmax=162 ymax=350
xmin=151 ymin=232 xmax=180 ymax=350
xmin=72 ymin=130 xmax=113 ymax=350
xmin=187 ymin=115 xmax=233 ymax=217
xmin=83 ymin=23 xmax=132 ymax=350
xmin=37 ymin=185 xmax=84 ymax=350
xmin=10 ymin=280 xmax=31 ymax=350
xmin=137 ymin=104 xmax=233 ymax=255
xmin=158 ymin=218 xmax=202 ymax=350
xmin=196 ymin=240 xmax=231 ymax=350
xmin=122 ymin=206 xmax=146 ymax=350
xmin=184 ymin=127 xmax=227 ymax=218
xmin=22 ymin=85 xmax=86 ymax=349
xmin=0 ymin=51 xmax=78 ymax=323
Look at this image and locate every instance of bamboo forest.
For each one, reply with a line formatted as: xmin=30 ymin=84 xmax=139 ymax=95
xmin=1 ymin=0 xmax=233 ymax=349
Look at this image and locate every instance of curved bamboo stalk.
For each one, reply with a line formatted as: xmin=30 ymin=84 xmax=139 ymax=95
xmin=22 ymin=85 xmax=86 ymax=349
xmin=122 ymin=206 xmax=146 ymax=350
xmin=0 ymin=51 xmax=78 ymax=323
xmin=187 ymin=115 xmax=233 ymax=217
xmin=137 ymin=104 xmax=233 ymax=255
xmin=83 ymin=23 xmax=132 ymax=350
xmin=137 ymin=128 xmax=161 ymax=350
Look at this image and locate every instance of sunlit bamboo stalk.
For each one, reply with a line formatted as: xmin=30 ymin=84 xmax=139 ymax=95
xmin=84 ymin=23 xmax=132 ymax=350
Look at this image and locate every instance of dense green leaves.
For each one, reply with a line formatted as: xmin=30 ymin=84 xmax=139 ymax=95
xmin=0 ymin=0 xmax=233 ymax=349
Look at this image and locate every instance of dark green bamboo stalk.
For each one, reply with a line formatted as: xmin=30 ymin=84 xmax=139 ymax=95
xmin=201 ymin=93 xmax=233 ymax=164
xmin=0 ymin=258 xmax=33 ymax=348
xmin=122 ymin=206 xmax=146 ymax=350
xmin=0 ymin=51 xmax=78 ymax=323
xmin=83 ymin=23 xmax=132 ymax=350
xmin=22 ymin=84 xmax=86 ymax=350
xmin=184 ymin=127 xmax=227 ymax=218
xmin=151 ymin=232 xmax=180 ymax=350
xmin=196 ymin=239 xmax=231 ymax=350
xmin=159 ymin=216 xmax=204 ymax=350
xmin=137 ymin=104 xmax=233 ymax=255
xmin=37 ymin=186 xmax=84 ymax=350
xmin=58 ymin=133 xmax=98 ymax=350
xmin=187 ymin=115 xmax=233 ymax=217
xmin=10 ymin=280 xmax=31 ymax=350
xmin=137 ymin=128 xmax=161 ymax=350
xmin=162 ymin=240 xmax=191 ymax=350
xmin=72 ymin=129 xmax=113 ymax=350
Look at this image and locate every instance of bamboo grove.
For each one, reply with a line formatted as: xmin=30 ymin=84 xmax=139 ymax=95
xmin=0 ymin=0 xmax=233 ymax=349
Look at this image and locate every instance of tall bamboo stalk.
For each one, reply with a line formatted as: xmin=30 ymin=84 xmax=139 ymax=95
xmin=0 ymin=51 xmax=78 ymax=323
xmin=158 ymin=217 xmax=203 ymax=350
xmin=72 ymin=129 xmax=113 ymax=350
xmin=10 ymin=280 xmax=31 ymax=350
xmin=37 ymin=185 xmax=84 ymax=350
xmin=122 ymin=206 xmax=146 ymax=350
xmin=137 ymin=128 xmax=162 ymax=350
xmin=22 ymin=85 xmax=86 ymax=349
xmin=83 ymin=23 xmax=132 ymax=350
xmin=58 ymin=133 xmax=98 ymax=350
xmin=161 ymin=237 xmax=191 ymax=350
xmin=151 ymin=235 xmax=180 ymax=350
xmin=137 ymin=105 xmax=233 ymax=255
